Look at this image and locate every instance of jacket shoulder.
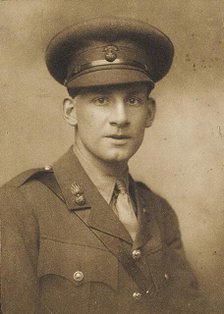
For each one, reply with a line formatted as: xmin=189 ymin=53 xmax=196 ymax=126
xmin=136 ymin=181 xmax=152 ymax=193
xmin=136 ymin=180 xmax=166 ymax=204
xmin=2 ymin=166 xmax=53 ymax=189
xmin=0 ymin=166 xmax=55 ymax=219
xmin=136 ymin=181 xmax=179 ymax=222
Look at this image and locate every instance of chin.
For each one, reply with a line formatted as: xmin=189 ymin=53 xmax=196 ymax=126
xmin=100 ymin=150 xmax=135 ymax=163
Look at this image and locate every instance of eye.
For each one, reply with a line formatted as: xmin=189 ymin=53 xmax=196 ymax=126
xmin=126 ymin=97 xmax=143 ymax=106
xmin=92 ymin=96 xmax=110 ymax=106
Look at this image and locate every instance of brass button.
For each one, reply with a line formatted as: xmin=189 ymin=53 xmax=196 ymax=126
xmin=132 ymin=291 xmax=142 ymax=301
xmin=44 ymin=165 xmax=52 ymax=171
xmin=73 ymin=271 xmax=84 ymax=282
xmin=132 ymin=249 xmax=141 ymax=260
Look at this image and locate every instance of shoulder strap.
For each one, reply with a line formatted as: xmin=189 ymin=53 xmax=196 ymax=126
xmin=37 ymin=172 xmax=64 ymax=202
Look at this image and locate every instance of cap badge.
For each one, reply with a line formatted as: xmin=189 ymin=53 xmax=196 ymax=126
xmin=71 ymin=182 xmax=86 ymax=206
xmin=103 ymin=45 xmax=118 ymax=62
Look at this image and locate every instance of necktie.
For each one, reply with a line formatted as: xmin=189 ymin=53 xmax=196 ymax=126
xmin=115 ymin=180 xmax=138 ymax=241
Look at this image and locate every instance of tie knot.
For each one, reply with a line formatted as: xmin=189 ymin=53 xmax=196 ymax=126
xmin=116 ymin=180 xmax=127 ymax=194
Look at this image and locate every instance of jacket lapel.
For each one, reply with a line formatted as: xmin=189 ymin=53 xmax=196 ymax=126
xmin=130 ymin=178 xmax=162 ymax=251
xmin=53 ymin=147 xmax=132 ymax=244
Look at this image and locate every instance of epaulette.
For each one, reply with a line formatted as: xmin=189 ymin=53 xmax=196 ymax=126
xmin=5 ymin=165 xmax=53 ymax=188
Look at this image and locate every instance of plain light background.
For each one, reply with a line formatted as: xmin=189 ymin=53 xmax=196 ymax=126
xmin=1 ymin=0 xmax=224 ymax=310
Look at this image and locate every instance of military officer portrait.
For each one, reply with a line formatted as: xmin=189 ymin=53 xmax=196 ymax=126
xmin=1 ymin=2 xmax=223 ymax=314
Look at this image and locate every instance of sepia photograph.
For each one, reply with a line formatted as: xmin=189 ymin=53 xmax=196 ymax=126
xmin=1 ymin=1 xmax=224 ymax=313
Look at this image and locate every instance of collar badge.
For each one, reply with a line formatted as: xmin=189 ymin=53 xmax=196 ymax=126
xmin=71 ymin=182 xmax=86 ymax=206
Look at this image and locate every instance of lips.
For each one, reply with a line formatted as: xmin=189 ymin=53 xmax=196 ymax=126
xmin=106 ymin=134 xmax=131 ymax=139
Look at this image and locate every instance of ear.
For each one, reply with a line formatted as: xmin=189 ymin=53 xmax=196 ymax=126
xmin=145 ymin=97 xmax=156 ymax=128
xmin=62 ymin=98 xmax=77 ymax=126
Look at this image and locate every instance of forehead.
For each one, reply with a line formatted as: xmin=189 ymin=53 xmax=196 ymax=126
xmin=76 ymin=83 xmax=150 ymax=97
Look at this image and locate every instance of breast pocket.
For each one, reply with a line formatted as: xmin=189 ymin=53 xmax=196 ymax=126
xmin=144 ymin=245 xmax=170 ymax=292
xmin=38 ymin=238 xmax=118 ymax=314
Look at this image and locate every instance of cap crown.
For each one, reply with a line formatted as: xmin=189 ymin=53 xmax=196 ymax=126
xmin=45 ymin=17 xmax=174 ymax=89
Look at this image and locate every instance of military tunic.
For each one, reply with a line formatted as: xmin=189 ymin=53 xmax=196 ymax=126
xmin=1 ymin=148 xmax=211 ymax=314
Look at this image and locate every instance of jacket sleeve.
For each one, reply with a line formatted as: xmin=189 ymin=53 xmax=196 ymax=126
xmin=158 ymin=197 xmax=215 ymax=314
xmin=1 ymin=186 xmax=40 ymax=314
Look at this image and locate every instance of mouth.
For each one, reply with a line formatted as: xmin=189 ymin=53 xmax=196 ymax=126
xmin=106 ymin=134 xmax=131 ymax=140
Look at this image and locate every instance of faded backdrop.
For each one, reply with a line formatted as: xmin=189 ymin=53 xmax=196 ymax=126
xmin=1 ymin=0 xmax=224 ymax=310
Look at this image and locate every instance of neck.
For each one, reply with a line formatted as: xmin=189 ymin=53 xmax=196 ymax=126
xmin=73 ymin=136 xmax=128 ymax=178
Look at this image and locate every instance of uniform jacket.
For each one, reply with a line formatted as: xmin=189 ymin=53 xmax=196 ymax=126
xmin=1 ymin=147 xmax=211 ymax=314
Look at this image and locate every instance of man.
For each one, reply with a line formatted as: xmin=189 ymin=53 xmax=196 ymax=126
xmin=1 ymin=17 xmax=211 ymax=314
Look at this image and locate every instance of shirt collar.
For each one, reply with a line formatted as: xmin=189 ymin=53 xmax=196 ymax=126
xmin=73 ymin=144 xmax=129 ymax=204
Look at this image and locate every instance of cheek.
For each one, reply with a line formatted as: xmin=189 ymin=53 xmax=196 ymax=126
xmin=132 ymin=111 xmax=149 ymax=130
xmin=76 ymin=110 xmax=104 ymax=145
xmin=76 ymin=110 xmax=95 ymax=129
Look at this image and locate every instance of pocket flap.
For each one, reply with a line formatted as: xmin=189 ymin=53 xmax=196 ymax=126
xmin=38 ymin=238 xmax=118 ymax=290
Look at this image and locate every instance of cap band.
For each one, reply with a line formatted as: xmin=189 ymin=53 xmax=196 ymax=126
xmin=64 ymin=58 xmax=152 ymax=86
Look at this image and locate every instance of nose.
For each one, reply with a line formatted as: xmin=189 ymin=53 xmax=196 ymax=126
xmin=109 ymin=101 xmax=129 ymax=128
